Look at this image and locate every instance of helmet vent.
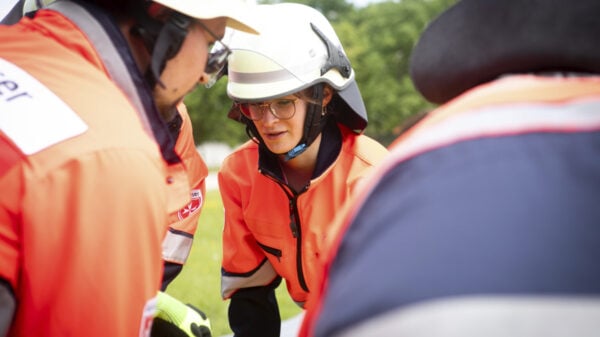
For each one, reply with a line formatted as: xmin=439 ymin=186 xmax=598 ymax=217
xmin=311 ymin=23 xmax=351 ymax=78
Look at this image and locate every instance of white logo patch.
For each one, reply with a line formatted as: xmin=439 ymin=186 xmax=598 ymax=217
xmin=0 ymin=57 xmax=88 ymax=155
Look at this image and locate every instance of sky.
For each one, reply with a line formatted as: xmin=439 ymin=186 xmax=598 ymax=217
xmin=350 ymin=0 xmax=387 ymax=7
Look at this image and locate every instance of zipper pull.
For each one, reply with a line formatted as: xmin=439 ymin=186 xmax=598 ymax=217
xmin=289 ymin=200 xmax=298 ymax=238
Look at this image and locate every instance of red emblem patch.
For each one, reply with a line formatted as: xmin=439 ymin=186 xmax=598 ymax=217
xmin=177 ymin=189 xmax=203 ymax=220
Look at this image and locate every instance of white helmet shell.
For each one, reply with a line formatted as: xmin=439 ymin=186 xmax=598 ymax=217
xmin=226 ymin=3 xmax=367 ymax=131
xmin=22 ymin=0 xmax=260 ymax=34
xmin=153 ymin=0 xmax=259 ymax=34
xmin=23 ymin=0 xmax=53 ymax=14
xmin=227 ymin=3 xmax=352 ymax=100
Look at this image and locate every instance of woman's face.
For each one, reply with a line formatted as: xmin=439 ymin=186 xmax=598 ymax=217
xmin=250 ymin=95 xmax=309 ymax=155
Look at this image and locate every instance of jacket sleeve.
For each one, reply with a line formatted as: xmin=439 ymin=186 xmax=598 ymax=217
xmin=219 ymin=158 xmax=282 ymax=336
xmin=218 ymin=160 xmax=278 ymax=299
xmin=161 ymin=261 xmax=184 ymax=291
xmin=161 ymin=104 xmax=209 ymax=289
xmin=228 ymin=277 xmax=282 ymax=337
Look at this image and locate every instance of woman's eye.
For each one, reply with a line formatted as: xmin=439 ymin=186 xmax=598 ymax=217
xmin=275 ymin=100 xmax=293 ymax=107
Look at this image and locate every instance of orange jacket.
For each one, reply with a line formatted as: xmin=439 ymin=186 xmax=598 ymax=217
xmin=162 ymin=103 xmax=208 ymax=287
xmin=0 ymin=8 xmax=188 ymax=337
xmin=219 ymin=124 xmax=388 ymax=304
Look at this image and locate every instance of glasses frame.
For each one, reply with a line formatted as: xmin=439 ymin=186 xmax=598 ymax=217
xmin=238 ymin=98 xmax=300 ymax=121
xmin=196 ymin=20 xmax=232 ymax=88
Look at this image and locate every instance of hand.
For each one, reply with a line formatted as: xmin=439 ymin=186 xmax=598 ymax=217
xmin=150 ymin=291 xmax=212 ymax=337
xmin=187 ymin=303 xmax=212 ymax=337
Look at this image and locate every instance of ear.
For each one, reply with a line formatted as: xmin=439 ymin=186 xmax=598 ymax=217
xmin=322 ymin=85 xmax=333 ymax=107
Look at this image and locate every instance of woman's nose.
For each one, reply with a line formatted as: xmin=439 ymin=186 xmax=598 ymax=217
xmin=260 ymin=106 xmax=278 ymax=124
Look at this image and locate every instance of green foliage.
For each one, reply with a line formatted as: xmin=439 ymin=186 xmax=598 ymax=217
xmin=185 ymin=0 xmax=457 ymax=147
xmin=183 ymin=82 xmax=248 ymax=147
xmin=165 ymin=190 xmax=302 ymax=337
xmin=336 ymin=0 xmax=457 ymax=145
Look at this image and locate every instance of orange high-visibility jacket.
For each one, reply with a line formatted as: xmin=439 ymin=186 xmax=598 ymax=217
xmin=162 ymin=103 xmax=208 ymax=288
xmin=0 ymin=5 xmax=189 ymax=337
xmin=219 ymin=124 xmax=388 ymax=306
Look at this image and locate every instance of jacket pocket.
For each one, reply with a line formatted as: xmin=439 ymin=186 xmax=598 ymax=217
xmin=256 ymin=241 xmax=282 ymax=262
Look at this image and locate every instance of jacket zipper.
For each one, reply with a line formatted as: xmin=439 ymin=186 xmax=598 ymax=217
xmin=261 ymin=169 xmax=310 ymax=292
xmin=289 ymin=194 xmax=309 ymax=292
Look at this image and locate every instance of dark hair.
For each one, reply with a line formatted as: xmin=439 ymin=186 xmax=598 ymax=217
xmin=79 ymin=0 xmax=148 ymax=19
xmin=295 ymin=84 xmax=332 ymax=106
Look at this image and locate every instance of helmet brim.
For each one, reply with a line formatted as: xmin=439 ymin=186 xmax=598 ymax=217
xmin=152 ymin=0 xmax=259 ymax=34
xmin=334 ymin=80 xmax=367 ymax=132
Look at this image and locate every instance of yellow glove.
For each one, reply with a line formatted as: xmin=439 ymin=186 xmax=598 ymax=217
xmin=151 ymin=291 xmax=211 ymax=337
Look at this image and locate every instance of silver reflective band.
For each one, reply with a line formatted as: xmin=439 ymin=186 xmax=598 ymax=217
xmin=229 ymin=57 xmax=323 ymax=85
xmin=162 ymin=230 xmax=194 ymax=264
xmin=229 ymin=68 xmax=292 ymax=84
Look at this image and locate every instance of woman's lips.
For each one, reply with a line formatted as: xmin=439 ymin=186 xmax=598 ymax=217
xmin=263 ymin=130 xmax=286 ymax=140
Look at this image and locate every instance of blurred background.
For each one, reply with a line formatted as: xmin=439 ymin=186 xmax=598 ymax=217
xmin=186 ymin=0 xmax=457 ymax=154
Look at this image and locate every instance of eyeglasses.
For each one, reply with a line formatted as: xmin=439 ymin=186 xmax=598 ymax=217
xmin=238 ymin=98 xmax=299 ymax=121
xmin=196 ymin=20 xmax=231 ymax=88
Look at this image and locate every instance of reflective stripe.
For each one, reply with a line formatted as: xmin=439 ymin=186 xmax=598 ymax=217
xmin=0 ymin=58 xmax=88 ymax=155
xmin=47 ymin=1 xmax=182 ymax=165
xmin=46 ymin=1 xmax=152 ymax=135
xmin=229 ymin=57 xmax=322 ymax=85
xmin=161 ymin=230 xmax=193 ymax=264
xmin=386 ymin=98 xmax=600 ymax=172
xmin=336 ymin=296 xmax=600 ymax=337
xmin=222 ymin=260 xmax=278 ymax=299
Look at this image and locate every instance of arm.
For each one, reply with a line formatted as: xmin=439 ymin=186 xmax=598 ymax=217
xmin=162 ymin=104 xmax=209 ymax=289
xmin=151 ymin=291 xmax=211 ymax=337
xmin=218 ymin=161 xmax=282 ymax=337
xmin=161 ymin=262 xmax=184 ymax=291
xmin=228 ymin=277 xmax=282 ymax=337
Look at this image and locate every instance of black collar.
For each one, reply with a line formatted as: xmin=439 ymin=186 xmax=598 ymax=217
xmin=258 ymin=119 xmax=342 ymax=183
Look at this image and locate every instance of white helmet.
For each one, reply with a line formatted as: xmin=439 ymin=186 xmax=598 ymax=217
xmin=23 ymin=0 xmax=52 ymax=15
xmin=226 ymin=3 xmax=367 ymax=132
xmin=22 ymin=0 xmax=258 ymax=34
xmin=152 ymin=0 xmax=258 ymax=34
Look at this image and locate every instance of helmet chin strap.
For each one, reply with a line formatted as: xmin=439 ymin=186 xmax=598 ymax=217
xmin=131 ymin=9 xmax=191 ymax=89
xmin=244 ymin=84 xmax=327 ymax=161
xmin=284 ymin=83 xmax=326 ymax=161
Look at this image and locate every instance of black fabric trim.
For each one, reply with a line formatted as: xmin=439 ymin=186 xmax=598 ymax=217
xmin=313 ymin=119 xmax=341 ymax=178
xmin=221 ymin=258 xmax=271 ymax=278
xmin=257 ymin=118 xmax=341 ymax=183
xmin=161 ymin=261 xmax=183 ymax=291
xmin=228 ymin=277 xmax=282 ymax=337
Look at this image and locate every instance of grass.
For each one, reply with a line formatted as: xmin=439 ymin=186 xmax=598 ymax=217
xmin=165 ymin=189 xmax=302 ymax=336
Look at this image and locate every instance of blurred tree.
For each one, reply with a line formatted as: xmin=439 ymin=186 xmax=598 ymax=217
xmin=183 ymin=79 xmax=247 ymax=148
xmin=184 ymin=0 xmax=457 ymax=147
xmin=337 ymin=0 xmax=457 ymax=144
xmin=259 ymin=0 xmax=354 ymax=21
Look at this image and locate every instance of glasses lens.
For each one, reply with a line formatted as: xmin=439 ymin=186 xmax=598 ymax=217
xmin=204 ymin=43 xmax=230 ymax=88
xmin=238 ymin=103 xmax=259 ymax=120
xmin=206 ymin=43 xmax=229 ymax=74
xmin=238 ymin=99 xmax=297 ymax=121
xmin=270 ymin=99 xmax=296 ymax=120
